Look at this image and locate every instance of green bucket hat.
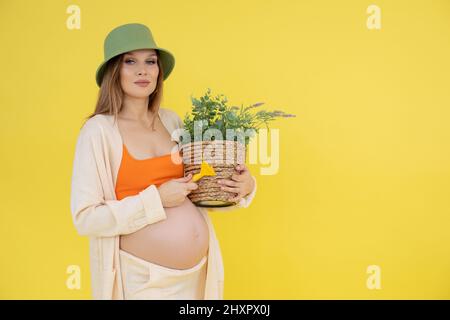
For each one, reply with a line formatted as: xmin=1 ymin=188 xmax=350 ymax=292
xmin=95 ymin=23 xmax=175 ymax=87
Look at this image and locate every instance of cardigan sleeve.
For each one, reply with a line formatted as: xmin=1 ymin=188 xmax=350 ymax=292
xmin=207 ymin=175 xmax=257 ymax=212
xmin=70 ymin=124 xmax=167 ymax=237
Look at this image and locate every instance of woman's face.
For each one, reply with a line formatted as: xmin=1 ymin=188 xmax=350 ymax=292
xmin=119 ymin=49 xmax=159 ymax=98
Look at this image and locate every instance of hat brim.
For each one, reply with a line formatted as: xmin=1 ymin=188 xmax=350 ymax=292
xmin=95 ymin=47 xmax=175 ymax=87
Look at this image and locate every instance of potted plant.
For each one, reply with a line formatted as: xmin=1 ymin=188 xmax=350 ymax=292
xmin=178 ymin=88 xmax=295 ymax=207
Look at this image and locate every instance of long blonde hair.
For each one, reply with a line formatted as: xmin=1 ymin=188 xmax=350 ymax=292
xmin=83 ymin=51 xmax=165 ymax=128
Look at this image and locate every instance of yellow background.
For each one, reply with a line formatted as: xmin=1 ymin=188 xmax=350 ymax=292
xmin=1 ymin=0 xmax=449 ymax=299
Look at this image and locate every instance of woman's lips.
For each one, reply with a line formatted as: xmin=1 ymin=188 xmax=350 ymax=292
xmin=134 ymin=81 xmax=150 ymax=87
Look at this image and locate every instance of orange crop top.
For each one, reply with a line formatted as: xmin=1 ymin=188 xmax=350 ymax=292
xmin=115 ymin=144 xmax=184 ymax=200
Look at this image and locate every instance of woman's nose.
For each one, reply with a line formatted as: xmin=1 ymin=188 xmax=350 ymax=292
xmin=137 ymin=64 xmax=148 ymax=76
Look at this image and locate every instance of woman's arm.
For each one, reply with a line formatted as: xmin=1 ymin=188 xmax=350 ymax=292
xmin=70 ymin=126 xmax=167 ymax=237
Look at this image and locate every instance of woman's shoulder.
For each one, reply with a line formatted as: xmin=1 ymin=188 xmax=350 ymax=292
xmin=159 ymin=106 xmax=180 ymax=119
xmin=78 ymin=113 xmax=114 ymax=138
xmin=159 ymin=107 xmax=183 ymax=126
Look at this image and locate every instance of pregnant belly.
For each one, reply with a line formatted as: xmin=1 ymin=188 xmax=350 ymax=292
xmin=119 ymin=198 xmax=210 ymax=270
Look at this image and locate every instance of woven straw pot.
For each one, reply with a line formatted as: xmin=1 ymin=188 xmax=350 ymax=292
xmin=180 ymin=140 xmax=246 ymax=207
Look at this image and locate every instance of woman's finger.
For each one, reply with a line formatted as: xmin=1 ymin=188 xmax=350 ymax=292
xmin=228 ymin=192 xmax=243 ymax=203
xmin=186 ymin=182 xmax=198 ymax=190
xmin=218 ymin=179 xmax=239 ymax=187
xmin=173 ymin=173 xmax=192 ymax=182
xmin=231 ymin=173 xmax=244 ymax=182
xmin=220 ymin=185 xmax=240 ymax=193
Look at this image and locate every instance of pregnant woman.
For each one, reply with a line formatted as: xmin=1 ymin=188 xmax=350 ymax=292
xmin=70 ymin=23 xmax=257 ymax=300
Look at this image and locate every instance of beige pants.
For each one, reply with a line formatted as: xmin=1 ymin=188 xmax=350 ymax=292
xmin=119 ymin=249 xmax=207 ymax=300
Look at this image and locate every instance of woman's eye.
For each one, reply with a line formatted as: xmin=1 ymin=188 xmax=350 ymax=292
xmin=124 ymin=59 xmax=156 ymax=64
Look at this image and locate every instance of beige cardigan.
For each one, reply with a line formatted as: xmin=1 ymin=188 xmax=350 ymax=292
xmin=70 ymin=107 xmax=257 ymax=300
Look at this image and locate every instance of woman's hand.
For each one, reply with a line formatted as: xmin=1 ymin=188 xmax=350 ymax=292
xmin=218 ymin=164 xmax=255 ymax=203
xmin=157 ymin=174 xmax=198 ymax=207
